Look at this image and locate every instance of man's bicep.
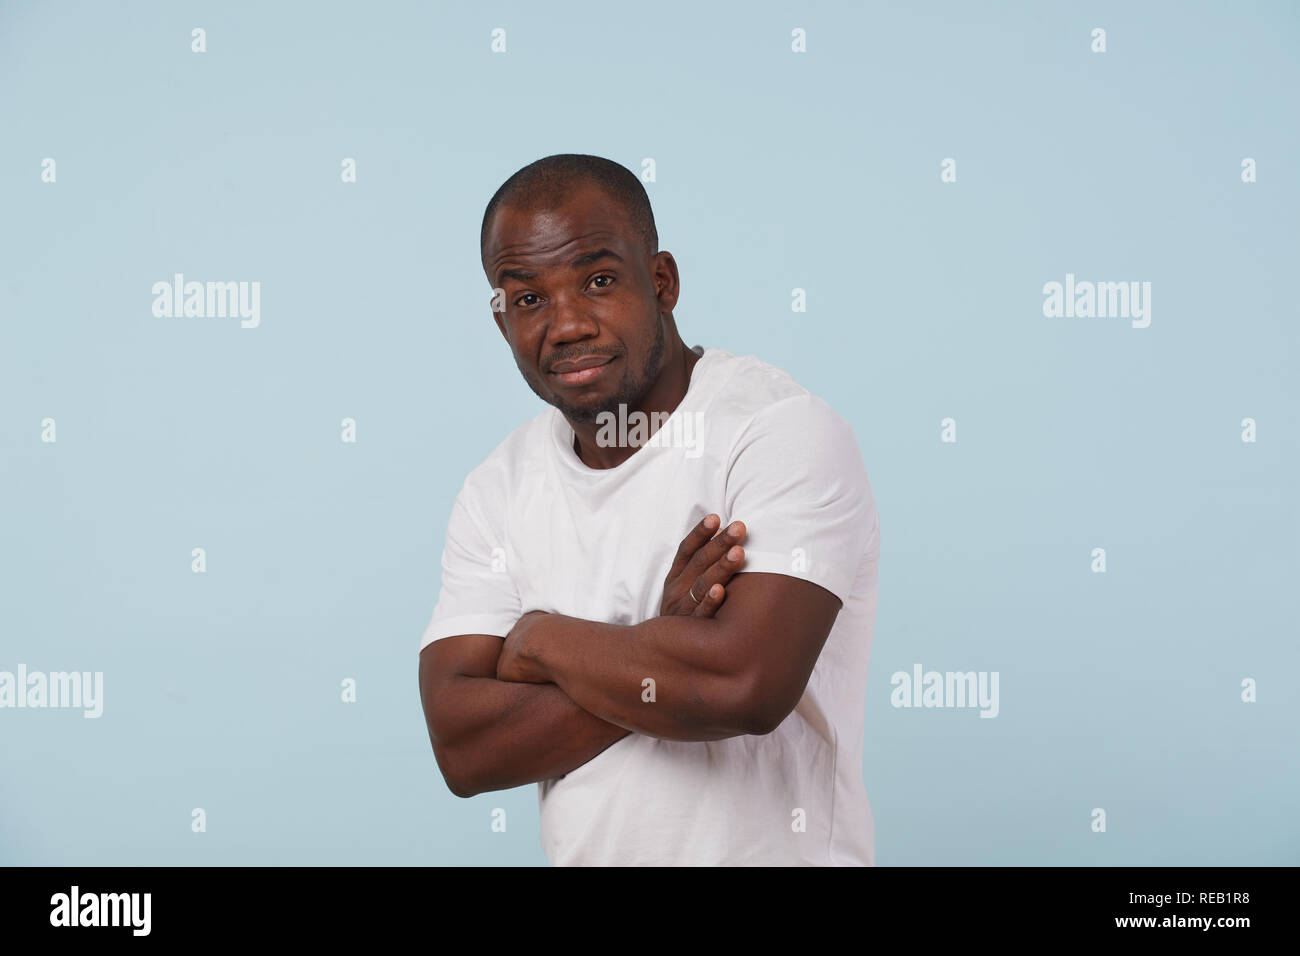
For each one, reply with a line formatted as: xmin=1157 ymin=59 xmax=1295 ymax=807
xmin=419 ymin=634 xmax=505 ymax=753
xmin=421 ymin=633 xmax=503 ymax=684
xmin=723 ymin=394 xmax=878 ymax=602
xmin=711 ymin=571 xmax=842 ymax=732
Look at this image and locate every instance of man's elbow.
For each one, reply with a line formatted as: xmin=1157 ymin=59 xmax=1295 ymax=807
xmin=446 ymin=778 xmax=479 ymax=800
xmin=421 ymin=676 xmax=489 ymax=797
xmin=743 ymin=702 xmax=793 ymax=736
xmin=424 ymin=704 xmax=486 ymax=798
xmin=730 ymin=667 xmax=800 ymax=737
xmin=431 ymin=741 xmax=482 ymax=799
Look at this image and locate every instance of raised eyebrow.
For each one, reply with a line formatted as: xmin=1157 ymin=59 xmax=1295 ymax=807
xmin=496 ymin=248 xmax=623 ymax=287
xmin=570 ymin=247 xmax=623 ymax=269
xmin=497 ymin=266 xmax=535 ymax=284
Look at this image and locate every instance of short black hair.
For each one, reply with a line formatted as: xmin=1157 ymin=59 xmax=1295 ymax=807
xmin=480 ymin=154 xmax=658 ymax=271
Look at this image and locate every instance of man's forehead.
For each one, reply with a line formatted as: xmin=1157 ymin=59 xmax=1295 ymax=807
xmin=486 ymin=216 xmax=631 ymax=275
xmin=490 ymin=178 xmax=628 ymax=243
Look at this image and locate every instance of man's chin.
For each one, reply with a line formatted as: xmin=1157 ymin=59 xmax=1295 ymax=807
xmin=553 ymin=400 xmax=610 ymax=426
xmin=549 ymin=389 xmax=625 ymax=426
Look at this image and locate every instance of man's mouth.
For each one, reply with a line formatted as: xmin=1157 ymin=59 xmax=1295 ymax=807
xmin=549 ymin=354 xmax=617 ymax=386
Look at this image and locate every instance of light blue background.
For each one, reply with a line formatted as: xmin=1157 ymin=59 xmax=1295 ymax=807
xmin=2 ymin=0 xmax=1296 ymax=865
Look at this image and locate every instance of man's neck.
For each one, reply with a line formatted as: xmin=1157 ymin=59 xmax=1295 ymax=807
xmin=569 ymin=342 xmax=701 ymax=470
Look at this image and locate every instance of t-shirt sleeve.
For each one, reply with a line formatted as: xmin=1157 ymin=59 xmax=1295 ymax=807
xmin=419 ymin=478 xmax=522 ymax=652
xmin=722 ymin=394 xmax=879 ymax=603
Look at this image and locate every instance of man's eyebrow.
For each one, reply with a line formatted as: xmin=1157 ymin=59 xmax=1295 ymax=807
xmin=571 ymin=247 xmax=623 ymax=269
xmin=496 ymin=248 xmax=624 ymax=286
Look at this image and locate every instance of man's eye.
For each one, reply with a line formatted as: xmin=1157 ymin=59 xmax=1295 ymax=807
xmin=589 ymin=274 xmax=615 ymax=289
xmin=514 ymin=293 xmax=539 ymax=308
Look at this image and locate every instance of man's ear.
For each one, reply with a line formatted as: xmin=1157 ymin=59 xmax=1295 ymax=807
xmin=651 ymin=252 xmax=680 ymax=313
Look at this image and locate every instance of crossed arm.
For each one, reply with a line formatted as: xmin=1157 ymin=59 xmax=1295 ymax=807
xmin=418 ymin=520 xmax=843 ymax=798
xmin=491 ymin=573 xmax=840 ymax=740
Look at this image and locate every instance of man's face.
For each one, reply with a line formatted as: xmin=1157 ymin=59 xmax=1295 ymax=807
xmin=484 ymin=183 xmax=668 ymax=425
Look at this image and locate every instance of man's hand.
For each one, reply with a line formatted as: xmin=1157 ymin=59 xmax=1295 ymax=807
xmin=497 ymin=610 xmax=550 ymax=683
xmin=659 ymin=514 xmax=747 ymax=617
xmin=496 ymin=514 xmax=748 ymax=685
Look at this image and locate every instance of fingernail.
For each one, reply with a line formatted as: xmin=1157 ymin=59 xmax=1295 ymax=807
xmin=728 ymin=521 xmax=742 ymax=536
xmin=704 ymin=514 xmax=719 ymax=529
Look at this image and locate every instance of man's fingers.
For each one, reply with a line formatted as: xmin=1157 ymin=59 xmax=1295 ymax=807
xmin=689 ymin=544 xmax=746 ymax=607
xmin=692 ymin=582 xmax=725 ymax=618
xmin=661 ymin=517 xmax=748 ymax=618
xmin=687 ymin=520 xmax=747 ymax=576
xmin=667 ymin=513 xmax=720 ymax=582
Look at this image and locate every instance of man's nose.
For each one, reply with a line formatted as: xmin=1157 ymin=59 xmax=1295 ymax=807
xmin=545 ymin=292 xmax=600 ymax=345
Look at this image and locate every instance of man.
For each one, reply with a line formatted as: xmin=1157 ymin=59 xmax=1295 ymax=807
xmin=418 ymin=154 xmax=881 ymax=866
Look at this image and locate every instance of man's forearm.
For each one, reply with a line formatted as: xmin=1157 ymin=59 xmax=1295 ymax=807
xmin=518 ymin=614 xmax=759 ymax=741
xmin=431 ymin=674 xmax=628 ymax=797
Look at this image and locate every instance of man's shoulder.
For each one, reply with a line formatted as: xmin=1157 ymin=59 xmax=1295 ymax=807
xmin=705 ymin=348 xmax=853 ymax=444
xmin=456 ymin=405 xmax=554 ymax=502
xmin=706 ymin=348 xmax=812 ymax=410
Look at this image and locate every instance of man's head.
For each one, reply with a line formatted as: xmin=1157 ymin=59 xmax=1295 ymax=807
xmin=481 ymin=154 xmax=681 ymax=426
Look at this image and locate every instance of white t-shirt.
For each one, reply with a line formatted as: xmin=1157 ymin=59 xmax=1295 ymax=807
xmin=421 ymin=346 xmax=881 ymax=866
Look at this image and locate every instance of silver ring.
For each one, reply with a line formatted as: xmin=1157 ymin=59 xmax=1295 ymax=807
xmin=689 ymin=583 xmax=703 ymax=604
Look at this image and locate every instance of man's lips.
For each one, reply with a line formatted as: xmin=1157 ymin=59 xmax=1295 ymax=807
xmin=548 ymin=354 xmax=617 ymax=385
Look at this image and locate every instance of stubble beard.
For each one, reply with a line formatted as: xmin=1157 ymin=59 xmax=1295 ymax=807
xmin=529 ymin=316 xmax=666 ymax=426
